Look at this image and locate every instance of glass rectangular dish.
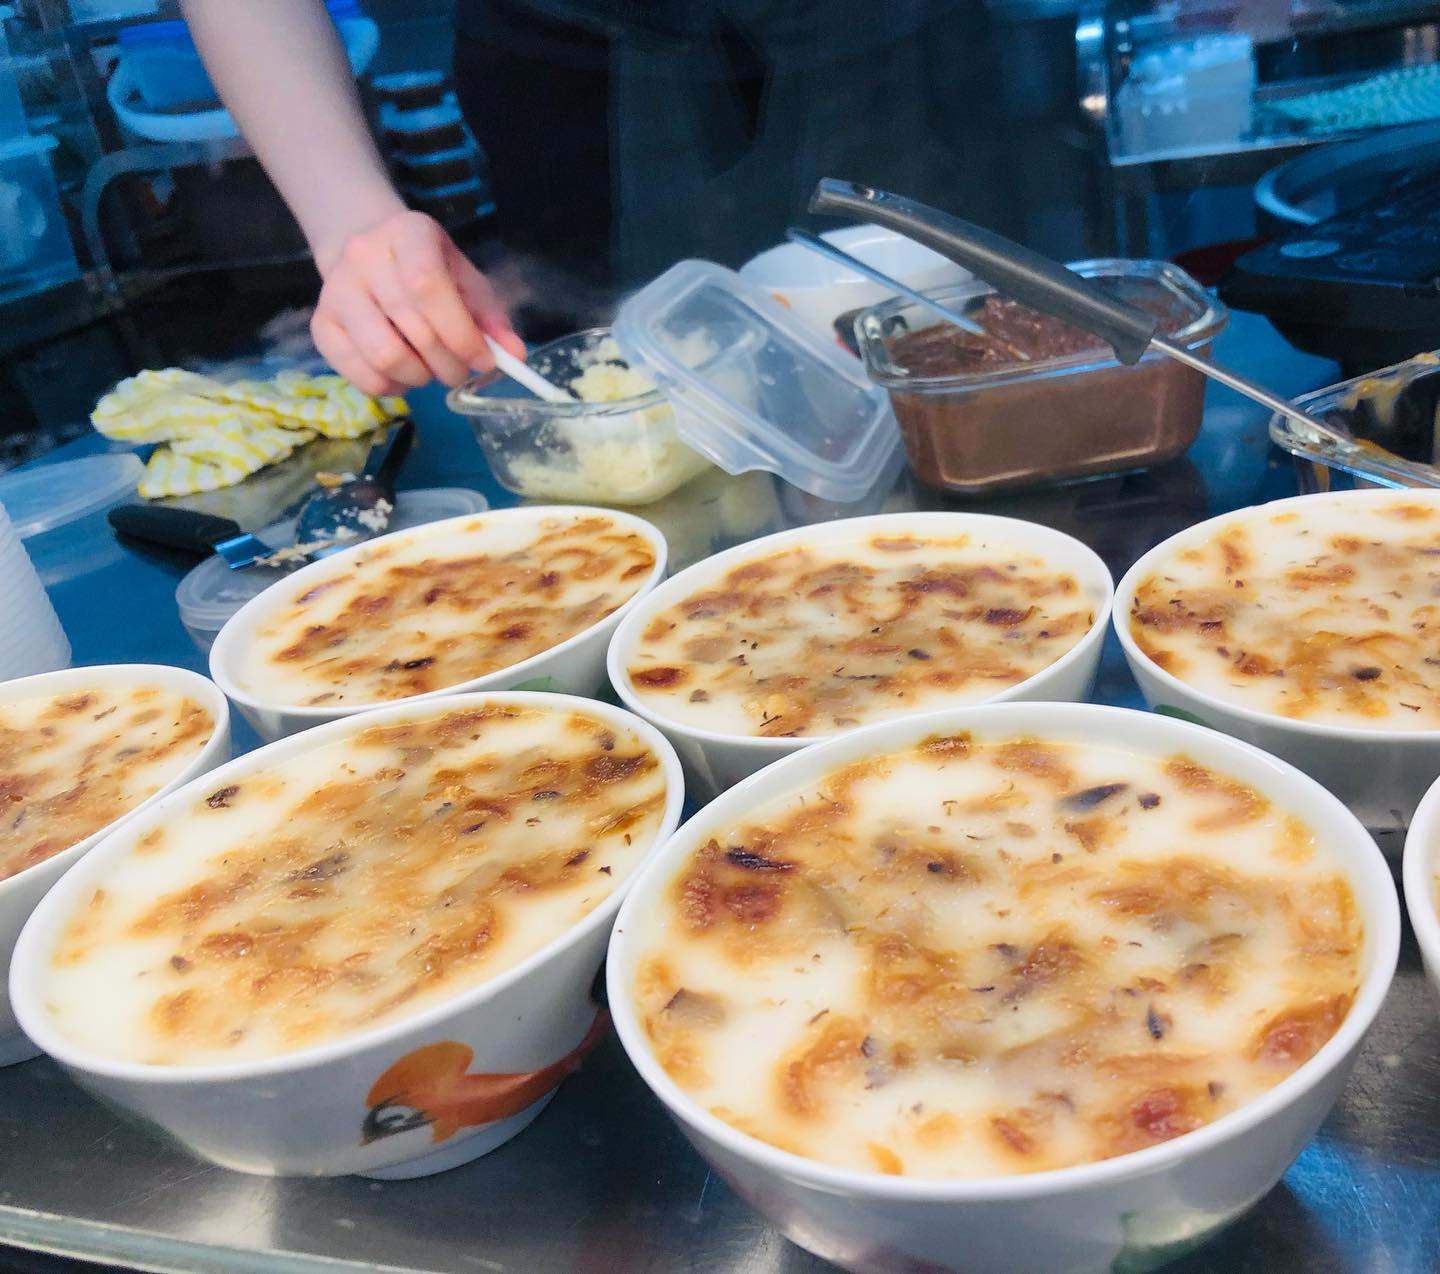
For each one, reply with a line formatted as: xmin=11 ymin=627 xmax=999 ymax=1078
xmin=1271 ymin=351 xmax=1440 ymax=492
xmin=852 ymin=258 xmax=1228 ymax=497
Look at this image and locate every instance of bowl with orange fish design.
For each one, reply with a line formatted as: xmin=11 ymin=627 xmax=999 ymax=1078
xmin=10 ymin=691 xmax=683 ymax=1177
xmin=607 ymin=701 xmax=1397 ymax=1273
xmin=1115 ymin=488 xmax=1440 ymax=830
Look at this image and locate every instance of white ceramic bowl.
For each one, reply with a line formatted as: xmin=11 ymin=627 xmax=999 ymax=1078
xmin=607 ymin=701 xmax=1398 ymax=1274
xmin=1114 ymin=489 xmax=1440 ymax=830
xmin=1402 ymin=773 xmax=1440 ymax=1007
xmin=10 ymin=691 xmax=684 ymax=1179
xmin=739 ymin=225 xmax=970 ymax=337
xmin=607 ymin=511 xmax=1113 ymax=799
xmin=0 ymin=664 xmax=230 ymax=1067
xmin=210 ymin=505 xmax=667 ymax=741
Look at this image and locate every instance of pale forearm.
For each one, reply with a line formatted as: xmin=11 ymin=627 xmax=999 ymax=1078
xmin=179 ymin=0 xmax=402 ymax=271
xmin=180 ymin=0 xmax=520 ymax=392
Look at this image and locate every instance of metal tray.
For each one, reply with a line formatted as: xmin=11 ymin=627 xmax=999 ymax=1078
xmin=3 ymin=331 xmax=1437 ymax=1274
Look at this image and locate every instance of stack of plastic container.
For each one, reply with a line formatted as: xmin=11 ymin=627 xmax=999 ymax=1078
xmin=375 ymin=72 xmax=492 ymax=229
xmin=0 ymin=501 xmax=70 ymax=681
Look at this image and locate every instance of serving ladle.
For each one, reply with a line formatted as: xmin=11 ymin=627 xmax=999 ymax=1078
xmin=809 ymin=179 xmax=1440 ymax=490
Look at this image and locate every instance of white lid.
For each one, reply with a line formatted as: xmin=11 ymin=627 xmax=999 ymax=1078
xmin=611 ymin=259 xmax=899 ymax=503
xmin=176 ymin=486 xmax=489 ymax=635
xmin=0 ymin=453 xmax=143 ymax=539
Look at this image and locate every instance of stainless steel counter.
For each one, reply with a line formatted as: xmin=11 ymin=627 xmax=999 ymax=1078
xmin=2 ymin=316 xmax=1434 ymax=1274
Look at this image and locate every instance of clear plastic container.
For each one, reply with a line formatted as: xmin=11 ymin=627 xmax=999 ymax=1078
xmin=0 ymin=135 xmax=80 ymax=298
xmin=448 ymin=328 xmax=714 ymax=506
xmin=612 ymin=259 xmax=899 ymax=502
xmin=1270 ymin=351 xmax=1440 ymax=493
xmin=0 ymin=453 xmax=143 ymax=585
xmin=175 ymin=486 xmax=489 ymax=654
xmin=455 ymin=262 xmax=899 ymax=505
xmin=853 ymin=258 xmax=1228 ymax=496
xmin=379 ymin=97 xmax=467 ymax=156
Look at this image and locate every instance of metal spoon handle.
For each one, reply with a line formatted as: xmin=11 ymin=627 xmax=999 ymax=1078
xmin=809 ymin=179 xmax=1159 ymax=364
xmin=1150 ymin=338 xmax=1337 ymax=436
xmin=807 ymin=177 xmax=1398 ymax=469
xmin=1154 ymin=338 xmax=1440 ymax=487
xmin=364 ymin=418 xmax=415 ymax=488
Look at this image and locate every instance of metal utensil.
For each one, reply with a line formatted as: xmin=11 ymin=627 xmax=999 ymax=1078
xmin=108 ymin=421 xmax=418 ymax=570
xmin=484 ymin=335 xmax=575 ymax=403
xmin=784 ymin=227 xmax=1030 ymax=360
xmin=108 ymin=504 xmax=277 ymax=563
xmin=268 ymin=419 xmax=416 ymax=566
xmin=809 ymin=179 xmax=1440 ymax=489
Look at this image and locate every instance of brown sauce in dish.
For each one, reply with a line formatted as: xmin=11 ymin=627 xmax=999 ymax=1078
xmin=881 ymin=294 xmax=1206 ymax=496
xmin=0 ymin=687 xmax=212 ymax=884
xmin=889 ymin=297 xmax=1120 ymax=374
xmin=889 ymin=288 xmax=1194 ymax=379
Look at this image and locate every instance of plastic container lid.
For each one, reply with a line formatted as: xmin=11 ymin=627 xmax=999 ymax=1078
xmin=175 ymin=486 xmax=489 ymax=642
xmin=611 ymin=260 xmax=898 ymax=503
xmin=116 ymin=19 xmax=193 ymax=47
xmin=0 ymin=453 xmax=143 ymax=540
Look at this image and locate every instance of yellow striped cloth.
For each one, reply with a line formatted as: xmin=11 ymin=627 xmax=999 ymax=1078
xmin=92 ymin=368 xmax=407 ymax=497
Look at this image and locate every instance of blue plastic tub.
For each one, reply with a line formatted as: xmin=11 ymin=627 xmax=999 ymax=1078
xmin=118 ymin=2 xmax=363 ymax=110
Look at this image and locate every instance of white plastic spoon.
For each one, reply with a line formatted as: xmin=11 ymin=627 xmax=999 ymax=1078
xmin=484 ymin=336 xmax=575 ymax=403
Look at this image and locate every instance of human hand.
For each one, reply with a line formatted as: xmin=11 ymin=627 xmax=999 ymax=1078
xmin=310 ymin=209 xmax=525 ymax=396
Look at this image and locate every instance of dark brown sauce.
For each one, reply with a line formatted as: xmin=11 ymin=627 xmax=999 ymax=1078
xmin=889 ymin=294 xmax=1189 ymax=378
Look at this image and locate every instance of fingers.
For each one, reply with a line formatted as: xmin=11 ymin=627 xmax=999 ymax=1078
xmin=366 ymin=263 xmax=474 ymax=388
xmin=312 ymin=209 xmax=524 ymax=392
xmin=388 ymin=214 xmax=498 ymax=380
xmin=451 ymin=245 xmax=527 ymax=360
xmin=310 ymin=312 xmax=404 ymax=398
xmin=319 ymin=271 xmax=432 ymax=390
